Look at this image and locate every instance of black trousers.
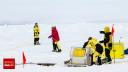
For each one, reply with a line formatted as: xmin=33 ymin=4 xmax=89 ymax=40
xmin=34 ymin=38 xmax=39 ymax=44
xmin=53 ymin=43 xmax=58 ymax=51
xmin=53 ymin=42 xmax=61 ymax=52
xmin=97 ymin=56 xmax=102 ymax=65
xmin=105 ymin=48 xmax=112 ymax=62
xmin=91 ymin=53 xmax=94 ymax=65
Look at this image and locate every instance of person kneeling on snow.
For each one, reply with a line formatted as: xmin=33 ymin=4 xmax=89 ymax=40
xmin=83 ymin=37 xmax=103 ymax=65
xmin=48 ymin=26 xmax=62 ymax=52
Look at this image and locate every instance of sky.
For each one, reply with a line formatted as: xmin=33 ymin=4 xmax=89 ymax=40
xmin=0 ymin=0 xmax=128 ymax=24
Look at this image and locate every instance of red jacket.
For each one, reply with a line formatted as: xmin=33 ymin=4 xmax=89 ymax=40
xmin=50 ymin=26 xmax=60 ymax=43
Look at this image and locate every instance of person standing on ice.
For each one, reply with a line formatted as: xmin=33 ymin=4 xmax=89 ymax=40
xmin=33 ymin=22 xmax=40 ymax=45
xmin=48 ymin=26 xmax=62 ymax=52
xmin=99 ymin=26 xmax=112 ymax=64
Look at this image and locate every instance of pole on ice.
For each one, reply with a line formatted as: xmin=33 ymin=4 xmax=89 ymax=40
xmin=22 ymin=51 xmax=26 ymax=68
xmin=113 ymin=35 xmax=115 ymax=63
xmin=111 ymin=24 xmax=115 ymax=63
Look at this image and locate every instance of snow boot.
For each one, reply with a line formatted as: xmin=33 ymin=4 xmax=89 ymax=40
xmin=34 ymin=42 xmax=36 ymax=45
xmin=64 ymin=60 xmax=70 ymax=64
xmin=58 ymin=49 xmax=62 ymax=52
xmin=36 ymin=41 xmax=40 ymax=45
xmin=52 ymin=50 xmax=57 ymax=52
xmin=106 ymin=61 xmax=112 ymax=64
xmin=97 ymin=57 xmax=102 ymax=65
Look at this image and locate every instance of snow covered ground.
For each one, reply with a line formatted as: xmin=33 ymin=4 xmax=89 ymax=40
xmin=0 ymin=23 xmax=128 ymax=72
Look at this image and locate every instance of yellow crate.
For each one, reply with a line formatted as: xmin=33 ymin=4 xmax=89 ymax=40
xmin=72 ymin=48 xmax=85 ymax=57
xmin=110 ymin=42 xmax=124 ymax=59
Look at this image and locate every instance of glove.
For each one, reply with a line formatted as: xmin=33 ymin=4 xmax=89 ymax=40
xmin=99 ymin=41 xmax=103 ymax=43
xmin=48 ymin=36 xmax=51 ymax=38
xmin=48 ymin=35 xmax=52 ymax=38
xmin=100 ymin=31 xmax=104 ymax=34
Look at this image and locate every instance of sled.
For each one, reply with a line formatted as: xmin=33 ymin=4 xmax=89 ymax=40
xmin=64 ymin=47 xmax=92 ymax=67
xmin=16 ymin=62 xmax=56 ymax=66
xmin=37 ymin=63 xmax=55 ymax=66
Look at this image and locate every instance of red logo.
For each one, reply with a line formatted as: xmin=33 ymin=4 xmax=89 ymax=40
xmin=3 ymin=58 xmax=15 ymax=69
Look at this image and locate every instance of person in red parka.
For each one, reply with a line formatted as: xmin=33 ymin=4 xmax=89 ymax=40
xmin=48 ymin=26 xmax=62 ymax=52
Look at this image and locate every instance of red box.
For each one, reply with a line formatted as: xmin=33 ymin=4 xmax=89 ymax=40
xmin=3 ymin=58 xmax=15 ymax=69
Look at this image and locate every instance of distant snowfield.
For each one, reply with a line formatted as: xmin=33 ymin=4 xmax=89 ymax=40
xmin=0 ymin=23 xmax=128 ymax=72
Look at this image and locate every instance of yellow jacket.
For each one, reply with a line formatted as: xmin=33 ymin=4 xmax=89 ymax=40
xmin=86 ymin=37 xmax=106 ymax=62
xmin=34 ymin=26 xmax=39 ymax=38
xmin=86 ymin=37 xmax=98 ymax=54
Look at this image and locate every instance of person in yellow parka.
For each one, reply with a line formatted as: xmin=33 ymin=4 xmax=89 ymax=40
xmin=33 ymin=22 xmax=40 ymax=45
xmin=83 ymin=37 xmax=103 ymax=65
xmin=99 ymin=26 xmax=112 ymax=64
